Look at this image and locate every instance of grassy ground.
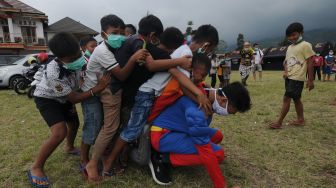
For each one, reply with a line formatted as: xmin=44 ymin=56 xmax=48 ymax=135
xmin=0 ymin=71 xmax=335 ymax=188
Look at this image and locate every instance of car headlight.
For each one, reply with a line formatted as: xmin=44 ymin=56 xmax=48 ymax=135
xmin=0 ymin=68 xmax=9 ymax=77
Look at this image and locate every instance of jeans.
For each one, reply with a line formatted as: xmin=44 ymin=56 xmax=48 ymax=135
xmin=81 ymin=96 xmax=103 ymax=145
xmin=120 ymin=91 xmax=155 ymax=142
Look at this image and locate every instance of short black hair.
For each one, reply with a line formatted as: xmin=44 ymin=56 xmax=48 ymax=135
xmin=80 ymin=36 xmax=97 ymax=47
xmin=49 ymin=32 xmax=79 ymax=58
xmin=100 ymin=14 xmax=125 ymax=32
xmin=160 ymin=27 xmax=184 ymax=50
xmin=125 ymin=24 xmax=137 ymax=34
xmin=286 ymin=22 xmax=304 ymax=37
xmin=221 ymin=82 xmax=251 ymax=112
xmin=253 ymin=43 xmax=259 ymax=47
xmin=192 ymin=25 xmax=219 ymax=46
xmin=138 ymin=15 xmax=163 ymax=37
xmin=192 ymin=52 xmax=211 ymax=73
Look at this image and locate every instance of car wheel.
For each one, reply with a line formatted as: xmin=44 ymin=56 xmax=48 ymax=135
xmin=9 ymin=75 xmax=24 ymax=88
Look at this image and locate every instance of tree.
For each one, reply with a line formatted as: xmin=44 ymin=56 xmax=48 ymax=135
xmin=215 ymin=40 xmax=228 ymax=53
xmin=278 ymin=37 xmax=291 ymax=47
xmin=186 ymin=21 xmax=193 ymax=35
xmin=236 ymin=33 xmax=244 ymax=51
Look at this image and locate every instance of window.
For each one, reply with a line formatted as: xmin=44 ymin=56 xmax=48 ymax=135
xmin=21 ymin=26 xmax=37 ymax=45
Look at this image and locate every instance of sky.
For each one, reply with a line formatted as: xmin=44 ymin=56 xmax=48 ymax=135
xmin=21 ymin=0 xmax=336 ymax=45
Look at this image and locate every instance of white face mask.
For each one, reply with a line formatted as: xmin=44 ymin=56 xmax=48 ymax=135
xmin=212 ymin=90 xmax=229 ymax=116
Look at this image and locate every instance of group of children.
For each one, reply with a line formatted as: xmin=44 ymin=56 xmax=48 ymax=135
xmin=28 ymin=14 xmax=252 ymax=188
xmin=209 ymin=53 xmax=232 ymax=88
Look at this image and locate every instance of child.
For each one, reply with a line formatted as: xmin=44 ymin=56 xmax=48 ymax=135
xmin=269 ymin=22 xmax=315 ymax=129
xmin=323 ymin=50 xmax=335 ymax=81
xmin=27 ymin=32 xmax=110 ymax=187
xmin=85 ymin=15 xmax=191 ymax=181
xmin=209 ymin=54 xmax=219 ymax=88
xmin=216 ymin=56 xmax=224 ymax=88
xmin=80 ymin=14 xmax=148 ymax=181
xmin=150 ymin=82 xmax=251 ymax=188
xmin=124 ymin=24 xmax=137 ymax=37
xmin=222 ymin=53 xmax=232 ymax=87
xmin=252 ymin=43 xmax=264 ymax=81
xmin=239 ymin=41 xmax=254 ymax=86
xmin=80 ymin=37 xmax=98 ymax=63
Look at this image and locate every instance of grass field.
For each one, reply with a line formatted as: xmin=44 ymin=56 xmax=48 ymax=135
xmin=0 ymin=71 xmax=335 ymax=188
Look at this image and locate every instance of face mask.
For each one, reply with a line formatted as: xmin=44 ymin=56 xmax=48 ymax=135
xmin=212 ymin=90 xmax=229 ymax=116
xmin=104 ymin=32 xmax=125 ymax=49
xmin=84 ymin=50 xmax=91 ymax=57
xmin=197 ymin=43 xmax=210 ymax=54
xmin=63 ymin=56 xmax=85 ymax=71
xmin=289 ymin=35 xmax=303 ymax=45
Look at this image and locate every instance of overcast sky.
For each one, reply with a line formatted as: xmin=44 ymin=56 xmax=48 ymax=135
xmin=21 ymin=0 xmax=336 ymax=44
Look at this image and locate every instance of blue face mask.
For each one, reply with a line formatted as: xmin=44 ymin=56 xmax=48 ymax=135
xmin=84 ymin=50 xmax=91 ymax=57
xmin=63 ymin=56 xmax=85 ymax=71
xmin=104 ymin=32 xmax=126 ymax=49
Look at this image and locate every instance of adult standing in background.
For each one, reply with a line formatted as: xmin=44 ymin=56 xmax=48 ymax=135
xmin=252 ymin=43 xmax=264 ymax=81
xmin=312 ymin=53 xmax=324 ymax=81
xmin=210 ymin=54 xmax=219 ymax=88
xmin=239 ymin=41 xmax=254 ymax=86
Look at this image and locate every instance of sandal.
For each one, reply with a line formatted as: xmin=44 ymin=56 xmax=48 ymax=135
xmin=79 ymin=163 xmax=88 ymax=179
xmin=27 ymin=170 xmax=50 ymax=188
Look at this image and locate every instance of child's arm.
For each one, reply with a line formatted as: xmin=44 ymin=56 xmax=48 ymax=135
xmin=169 ymin=68 xmax=212 ymax=115
xmin=144 ymin=54 xmax=191 ymax=72
xmin=66 ymin=73 xmax=110 ymax=104
xmin=283 ymin=60 xmax=288 ymax=79
xmin=110 ymin=49 xmax=149 ymax=81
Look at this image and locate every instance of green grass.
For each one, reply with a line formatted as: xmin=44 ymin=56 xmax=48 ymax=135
xmin=0 ymin=71 xmax=335 ymax=188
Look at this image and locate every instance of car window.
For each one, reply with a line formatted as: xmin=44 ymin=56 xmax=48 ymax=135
xmin=0 ymin=55 xmax=25 ymax=65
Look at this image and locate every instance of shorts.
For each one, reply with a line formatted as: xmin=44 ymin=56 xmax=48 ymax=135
xmin=323 ymin=66 xmax=332 ymax=74
xmin=81 ymin=96 xmax=103 ymax=145
xmin=222 ymin=74 xmax=230 ymax=80
xmin=284 ymin=79 xmax=304 ymax=100
xmin=35 ymin=97 xmax=79 ymax=127
xmin=120 ymin=91 xmax=155 ymax=142
xmin=253 ymin=64 xmax=262 ymax=72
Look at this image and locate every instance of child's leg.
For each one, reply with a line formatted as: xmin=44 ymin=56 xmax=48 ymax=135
xmin=292 ymin=98 xmax=305 ymax=125
xmin=103 ymin=91 xmax=154 ymax=172
xmin=31 ymin=122 xmax=67 ymax=178
xmin=269 ymin=96 xmax=291 ymax=128
xmin=65 ymin=120 xmax=79 ymax=153
xmin=86 ymin=89 xmax=121 ymax=180
xmin=259 ymin=70 xmax=262 ymax=81
xmin=253 ymin=68 xmax=257 ymax=81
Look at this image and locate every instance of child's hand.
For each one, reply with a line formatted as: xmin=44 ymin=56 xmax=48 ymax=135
xmin=179 ymin=55 xmax=192 ymax=71
xmin=306 ymin=80 xmax=314 ymax=91
xmin=283 ymin=71 xmax=288 ymax=79
xmin=197 ymin=93 xmax=213 ymax=116
xmin=94 ymin=72 xmax=111 ymax=92
xmin=131 ymin=49 xmax=149 ymax=63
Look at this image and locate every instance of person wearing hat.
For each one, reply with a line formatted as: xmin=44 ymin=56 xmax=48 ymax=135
xmin=239 ymin=41 xmax=254 ymax=86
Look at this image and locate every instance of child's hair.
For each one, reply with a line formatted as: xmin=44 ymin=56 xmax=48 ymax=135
xmin=286 ymin=22 xmax=304 ymax=37
xmin=192 ymin=52 xmax=211 ymax=73
xmin=125 ymin=24 xmax=137 ymax=35
xmin=100 ymin=14 xmax=125 ymax=32
xmin=138 ymin=15 xmax=163 ymax=37
xmin=160 ymin=27 xmax=184 ymax=50
xmin=192 ymin=25 xmax=219 ymax=46
xmin=211 ymin=54 xmax=217 ymax=59
xmin=220 ymin=82 xmax=251 ymax=112
xmin=80 ymin=36 xmax=97 ymax=47
xmin=49 ymin=32 xmax=79 ymax=58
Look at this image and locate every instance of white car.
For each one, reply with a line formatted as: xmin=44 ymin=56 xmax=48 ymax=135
xmin=0 ymin=54 xmax=54 ymax=88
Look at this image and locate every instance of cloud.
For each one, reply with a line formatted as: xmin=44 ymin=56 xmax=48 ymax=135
xmin=21 ymin=0 xmax=336 ymax=44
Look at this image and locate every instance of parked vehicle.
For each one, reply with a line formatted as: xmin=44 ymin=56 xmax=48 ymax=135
xmin=0 ymin=55 xmax=25 ymax=66
xmin=14 ymin=65 xmax=38 ymax=96
xmin=0 ymin=54 xmax=54 ymax=88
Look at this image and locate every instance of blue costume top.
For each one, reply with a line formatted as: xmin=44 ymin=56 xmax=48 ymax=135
xmin=153 ymin=96 xmax=217 ymax=145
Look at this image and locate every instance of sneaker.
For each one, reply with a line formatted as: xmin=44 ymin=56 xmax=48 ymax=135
xmin=148 ymin=153 xmax=172 ymax=185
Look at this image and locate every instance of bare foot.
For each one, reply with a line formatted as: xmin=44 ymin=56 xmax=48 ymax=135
xmin=85 ymin=161 xmax=102 ymax=182
xmin=269 ymin=122 xmax=282 ymax=129
xmin=288 ymin=120 xmax=305 ymax=126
